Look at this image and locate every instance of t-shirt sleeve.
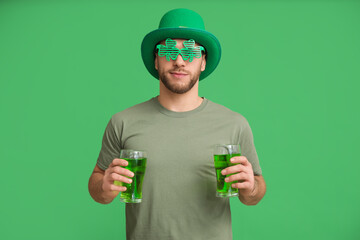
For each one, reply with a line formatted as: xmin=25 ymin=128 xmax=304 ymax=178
xmin=239 ymin=118 xmax=262 ymax=176
xmin=96 ymin=117 xmax=122 ymax=170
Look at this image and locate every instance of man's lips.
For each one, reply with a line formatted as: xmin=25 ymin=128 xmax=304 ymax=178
xmin=170 ymin=71 xmax=188 ymax=78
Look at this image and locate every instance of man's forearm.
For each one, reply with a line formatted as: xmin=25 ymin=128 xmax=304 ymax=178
xmin=88 ymin=172 xmax=117 ymax=204
xmin=238 ymin=175 xmax=266 ymax=205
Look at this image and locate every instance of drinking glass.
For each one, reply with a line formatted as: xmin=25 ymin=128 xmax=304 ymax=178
xmin=213 ymin=144 xmax=241 ymax=197
xmin=114 ymin=149 xmax=147 ymax=203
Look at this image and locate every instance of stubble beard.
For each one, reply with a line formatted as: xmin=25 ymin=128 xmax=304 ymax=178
xmin=159 ymin=67 xmax=202 ymax=94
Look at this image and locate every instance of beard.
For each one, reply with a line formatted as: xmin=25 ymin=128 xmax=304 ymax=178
xmin=159 ymin=67 xmax=202 ymax=94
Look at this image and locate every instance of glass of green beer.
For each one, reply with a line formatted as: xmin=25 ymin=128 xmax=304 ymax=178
xmin=114 ymin=149 xmax=147 ymax=203
xmin=213 ymin=144 xmax=241 ymax=197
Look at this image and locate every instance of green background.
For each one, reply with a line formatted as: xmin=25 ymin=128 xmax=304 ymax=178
xmin=1 ymin=0 xmax=359 ymax=239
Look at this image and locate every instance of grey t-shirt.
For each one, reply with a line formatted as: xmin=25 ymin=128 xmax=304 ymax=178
xmin=97 ymin=96 xmax=262 ymax=240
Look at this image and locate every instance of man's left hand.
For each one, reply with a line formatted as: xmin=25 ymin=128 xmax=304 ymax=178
xmin=221 ymin=156 xmax=255 ymax=196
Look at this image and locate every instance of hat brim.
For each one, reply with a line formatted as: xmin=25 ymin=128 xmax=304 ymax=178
xmin=141 ymin=28 xmax=221 ymax=81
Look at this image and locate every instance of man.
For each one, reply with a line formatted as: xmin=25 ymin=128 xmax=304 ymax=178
xmin=88 ymin=8 xmax=266 ymax=240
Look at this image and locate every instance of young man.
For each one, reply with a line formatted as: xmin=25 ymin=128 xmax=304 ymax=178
xmin=88 ymin=8 xmax=266 ymax=240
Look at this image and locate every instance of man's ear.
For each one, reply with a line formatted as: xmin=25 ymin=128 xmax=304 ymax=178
xmin=154 ymin=56 xmax=158 ymax=70
xmin=200 ymin=55 xmax=206 ymax=72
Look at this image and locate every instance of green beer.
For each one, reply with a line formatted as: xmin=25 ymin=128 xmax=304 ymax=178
xmin=114 ymin=157 xmax=147 ymax=203
xmin=214 ymin=153 xmax=241 ymax=197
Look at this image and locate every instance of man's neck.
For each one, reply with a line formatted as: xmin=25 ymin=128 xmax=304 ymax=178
xmin=157 ymin=82 xmax=203 ymax=112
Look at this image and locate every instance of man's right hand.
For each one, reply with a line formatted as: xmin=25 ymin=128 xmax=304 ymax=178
xmin=102 ymin=158 xmax=135 ymax=194
xmin=88 ymin=158 xmax=135 ymax=204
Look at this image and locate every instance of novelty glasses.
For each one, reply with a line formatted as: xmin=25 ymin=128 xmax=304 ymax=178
xmin=156 ymin=38 xmax=205 ymax=62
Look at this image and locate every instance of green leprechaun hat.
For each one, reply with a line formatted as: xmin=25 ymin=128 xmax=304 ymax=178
xmin=141 ymin=8 xmax=221 ymax=81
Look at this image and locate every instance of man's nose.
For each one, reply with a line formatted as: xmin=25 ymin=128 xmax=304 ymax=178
xmin=173 ymin=54 xmax=186 ymax=67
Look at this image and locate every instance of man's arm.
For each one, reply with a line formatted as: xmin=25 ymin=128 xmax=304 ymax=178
xmin=88 ymin=159 xmax=134 ymax=204
xmin=238 ymin=175 xmax=266 ymax=206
